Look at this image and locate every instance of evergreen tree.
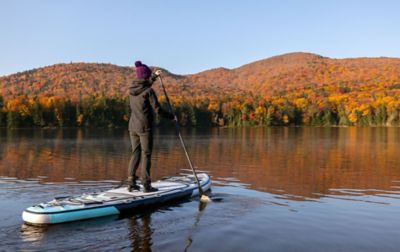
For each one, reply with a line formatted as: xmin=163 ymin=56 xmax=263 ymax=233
xmin=7 ymin=111 xmax=19 ymax=128
xmin=32 ymin=97 xmax=44 ymax=126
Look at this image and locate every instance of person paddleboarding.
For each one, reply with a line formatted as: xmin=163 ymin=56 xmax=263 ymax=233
xmin=127 ymin=61 xmax=175 ymax=192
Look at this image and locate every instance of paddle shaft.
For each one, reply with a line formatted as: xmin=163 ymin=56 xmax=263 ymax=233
xmin=158 ymin=76 xmax=204 ymax=196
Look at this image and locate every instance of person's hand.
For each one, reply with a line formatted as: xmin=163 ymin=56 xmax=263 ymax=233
xmin=154 ymin=69 xmax=162 ymax=76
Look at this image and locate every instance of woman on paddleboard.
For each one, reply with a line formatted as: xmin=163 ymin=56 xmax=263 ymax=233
xmin=128 ymin=61 xmax=175 ymax=192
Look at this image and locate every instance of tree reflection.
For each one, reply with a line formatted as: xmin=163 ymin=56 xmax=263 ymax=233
xmin=2 ymin=127 xmax=400 ymax=199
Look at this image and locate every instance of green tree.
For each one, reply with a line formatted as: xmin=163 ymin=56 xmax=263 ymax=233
xmin=7 ymin=111 xmax=19 ymax=128
xmin=32 ymin=97 xmax=44 ymax=126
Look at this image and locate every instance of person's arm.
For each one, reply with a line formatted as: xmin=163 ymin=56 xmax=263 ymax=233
xmin=149 ymin=89 xmax=174 ymax=120
xmin=150 ymin=73 xmax=158 ymax=83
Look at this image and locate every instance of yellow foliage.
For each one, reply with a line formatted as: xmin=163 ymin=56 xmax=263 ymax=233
xmin=208 ymin=101 xmax=219 ymax=111
xmin=255 ymin=106 xmax=266 ymax=115
xmin=348 ymin=112 xmax=357 ymax=123
xmin=272 ymin=97 xmax=285 ymax=105
xmin=344 ymin=101 xmax=358 ymax=113
xmin=328 ymin=94 xmax=348 ymax=104
xmin=19 ymin=105 xmax=30 ymax=116
xmin=294 ymin=98 xmax=308 ymax=110
xmin=283 ymin=114 xmax=289 ymax=124
xmin=358 ymin=104 xmax=370 ymax=116
xmin=5 ymin=99 xmax=21 ymax=112
xmin=382 ymin=96 xmax=394 ymax=105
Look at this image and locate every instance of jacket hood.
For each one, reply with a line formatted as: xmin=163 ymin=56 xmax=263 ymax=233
xmin=129 ymin=79 xmax=151 ymax=96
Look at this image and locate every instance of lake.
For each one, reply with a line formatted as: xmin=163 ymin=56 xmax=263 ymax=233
xmin=1 ymin=127 xmax=400 ymax=251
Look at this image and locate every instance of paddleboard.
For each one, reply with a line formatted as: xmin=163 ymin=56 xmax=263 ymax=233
xmin=22 ymin=173 xmax=211 ymax=225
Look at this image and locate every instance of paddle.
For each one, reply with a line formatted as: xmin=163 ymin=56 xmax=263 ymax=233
xmin=157 ymin=74 xmax=211 ymax=203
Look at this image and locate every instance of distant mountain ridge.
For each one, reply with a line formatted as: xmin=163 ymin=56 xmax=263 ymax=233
xmin=182 ymin=52 xmax=400 ymax=95
xmin=1 ymin=52 xmax=400 ymax=100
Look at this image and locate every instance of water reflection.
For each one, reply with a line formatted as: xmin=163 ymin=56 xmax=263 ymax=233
xmin=184 ymin=202 xmax=207 ymax=252
xmin=128 ymin=213 xmax=153 ymax=251
xmin=19 ymin=214 xmax=120 ymax=249
xmin=1 ymin=127 xmax=400 ymax=200
xmin=20 ymin=223 xmax=47 ymax=242
xmin=2 ymin=127 xmax=400 ymax=252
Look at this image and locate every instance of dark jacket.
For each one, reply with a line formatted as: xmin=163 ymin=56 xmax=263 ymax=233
xmin=128 ymin=76 xmax=174 ymax=133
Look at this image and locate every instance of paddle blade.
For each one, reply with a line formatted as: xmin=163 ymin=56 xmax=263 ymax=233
xmin=200 ymin=194 xmax=212 ymax=203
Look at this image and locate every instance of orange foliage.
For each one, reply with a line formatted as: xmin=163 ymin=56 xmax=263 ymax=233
xmin=1 ymin=53 xmax=400 ymax=127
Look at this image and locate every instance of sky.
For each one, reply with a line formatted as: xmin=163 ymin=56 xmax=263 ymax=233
xmin=0 ymin=0 xmax=400 ymax=76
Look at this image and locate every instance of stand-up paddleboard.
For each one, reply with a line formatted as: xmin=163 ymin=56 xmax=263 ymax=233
xmin=22 ymin=173 xmax=211 ymax=226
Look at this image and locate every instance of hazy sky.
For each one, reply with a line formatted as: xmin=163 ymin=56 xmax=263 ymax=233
xmin=1 ymin=0 xmax=399 ymax=76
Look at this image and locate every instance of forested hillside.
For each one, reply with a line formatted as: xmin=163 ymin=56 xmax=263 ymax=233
xmin=1 ymin=52 xmax=400 ymax=127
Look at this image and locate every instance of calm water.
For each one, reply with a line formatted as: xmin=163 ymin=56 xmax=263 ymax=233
xmin=1 ymin=127 xmax=400 ymax=251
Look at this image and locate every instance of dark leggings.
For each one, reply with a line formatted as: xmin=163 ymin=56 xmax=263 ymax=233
xmin=128 ymin=131 xmax=153 ymax=186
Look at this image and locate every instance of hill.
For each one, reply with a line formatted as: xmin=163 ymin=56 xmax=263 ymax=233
xmin=1 ymin=52 xmax=400 ymax=99
xmin=183 ymin=52 xmax=400 ymax=95
xmin=0 ymin=62 xmax=241 ymax=100
xmin=1 ymin=52 xmax=400 ymax=127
